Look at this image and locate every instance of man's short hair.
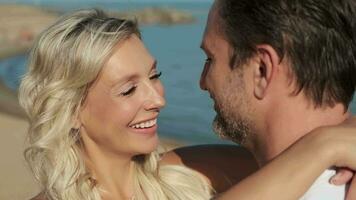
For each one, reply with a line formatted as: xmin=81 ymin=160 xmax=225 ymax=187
xmin=217 ymin=0 xmax=356 ymax=108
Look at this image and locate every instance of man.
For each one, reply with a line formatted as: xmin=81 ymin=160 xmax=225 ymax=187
xmin=200 ymin=0 xmax=356 ymax=199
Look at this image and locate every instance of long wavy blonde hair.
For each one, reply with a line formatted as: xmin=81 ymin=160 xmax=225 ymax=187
xmin=19 ymin=9 xmax=212 ymax=200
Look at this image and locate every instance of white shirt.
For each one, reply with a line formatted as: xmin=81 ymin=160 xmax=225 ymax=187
xmin=300 ymin=169 xmax=346 ymax=200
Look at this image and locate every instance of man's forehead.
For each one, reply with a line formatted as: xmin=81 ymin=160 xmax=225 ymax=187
xmin=201 ymin=23 xmax=224 ymax=54
xmin=201 ymin=23 xmax=216 ymax=50
xmin=206 ymin=1 xmax=219 ymax=32
xmin=201 ymin=33 xmax=214 ymax=55
xmin=202 ymin=2 xmax=223 ymax=45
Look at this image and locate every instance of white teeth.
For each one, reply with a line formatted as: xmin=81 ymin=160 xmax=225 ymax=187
xmin=131 ymin=119 xmax=156 ymax=129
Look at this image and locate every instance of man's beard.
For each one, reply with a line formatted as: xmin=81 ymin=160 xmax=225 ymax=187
xmin=212 ymin=106 xmax=252 ymax=145
xmin=211 ymin=72 xmax=254 ymax=145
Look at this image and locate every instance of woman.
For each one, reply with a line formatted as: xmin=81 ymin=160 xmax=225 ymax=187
xmin=19 ymin=9 xmax=356 ymax=200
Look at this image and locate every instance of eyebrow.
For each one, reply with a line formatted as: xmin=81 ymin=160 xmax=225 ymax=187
xmin=111 ymin=59 xmax=157 ymax=88
xmin=150 ymin=60 xmax=158 ymax=71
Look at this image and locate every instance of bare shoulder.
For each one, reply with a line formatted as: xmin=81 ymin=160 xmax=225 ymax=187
xmin=161 ymin=144 xmax=259 ymax=193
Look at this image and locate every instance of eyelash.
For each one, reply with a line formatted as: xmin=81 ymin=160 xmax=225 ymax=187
xmin=150 ymin=71 xmax=162 ymax=80
xmin=204 ymin=58 xmax=212 ymax=68
xmin=121 ymin=85 xmax=137 ymax=96
xmin=121 ymin=71 xmax=162 ymax=96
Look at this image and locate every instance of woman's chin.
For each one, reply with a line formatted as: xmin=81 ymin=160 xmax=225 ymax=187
xmin=132 ymin=134 xmax=160 ymax=155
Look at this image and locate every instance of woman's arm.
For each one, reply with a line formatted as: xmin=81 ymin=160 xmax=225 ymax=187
xmin=162 ymin=117 xmax=356 ymax=199
xmin=216 ymin=127 xmax=338 ymax=199
xmin=217 ymin=117 xmax=356 ymax=200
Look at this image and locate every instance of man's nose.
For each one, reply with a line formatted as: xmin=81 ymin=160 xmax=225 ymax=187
xmin=200 ymin=64 xmax=208 ymax=90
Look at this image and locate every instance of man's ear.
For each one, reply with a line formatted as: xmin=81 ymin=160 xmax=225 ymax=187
xmin=253 ymin=45 xmax=280 ymax=99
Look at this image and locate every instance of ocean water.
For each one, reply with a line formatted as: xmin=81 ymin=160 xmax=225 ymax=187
xmin=0 ymin=1 xmax=355 ymax=144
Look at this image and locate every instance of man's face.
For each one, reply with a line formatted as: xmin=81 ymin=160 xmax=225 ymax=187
xmin=200 ymin=3 xmax=255 ymax=146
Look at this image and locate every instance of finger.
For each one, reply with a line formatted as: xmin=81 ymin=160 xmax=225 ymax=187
xmin=330 ymin=168 xmax=353 ymax=185
xmin=346 ymin=175 xmax=356 ymax=200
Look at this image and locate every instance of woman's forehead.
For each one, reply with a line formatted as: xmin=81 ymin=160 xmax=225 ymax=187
xmin=100 ymin=36 xmax=156 ymax=85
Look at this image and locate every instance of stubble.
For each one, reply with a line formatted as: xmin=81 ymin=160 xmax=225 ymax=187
xmin=212 ymin=71 xmax=255 ymax=146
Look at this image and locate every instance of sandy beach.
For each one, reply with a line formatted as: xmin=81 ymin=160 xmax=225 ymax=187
xmin=0 ymin=4 xmax=59 ymax=60
xmin=0 ymin=112 xmax=40 ymax=200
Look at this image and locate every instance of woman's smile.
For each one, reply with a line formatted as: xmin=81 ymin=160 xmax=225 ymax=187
xmin=129 ymin=118 xmax=158 ymax=136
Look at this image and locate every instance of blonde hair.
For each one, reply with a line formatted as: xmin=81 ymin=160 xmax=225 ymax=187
xmin=19 ymin=9 xmax=212 ymax=200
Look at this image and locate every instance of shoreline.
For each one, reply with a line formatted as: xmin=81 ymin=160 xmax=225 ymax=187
xmin=0 ymin=45 xmax=28 ymax=60
xmin=0 ymin=4 xmax=196 ymax=61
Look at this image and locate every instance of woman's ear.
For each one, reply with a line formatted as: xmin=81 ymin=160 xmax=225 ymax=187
xmin=72 ymin=107 xmax=82 ymax=130
xmin=253 ymin=45 xmax=280 ymax=99
xmin=73 ymin=116 xmax=81 ymax=130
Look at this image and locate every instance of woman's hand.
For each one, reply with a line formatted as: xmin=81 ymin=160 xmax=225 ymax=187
xmin=289 ymin=116 xmax=356 ymax=195
xmin=322 ymin=117 xmax=356 ymax=168
xmin=331 ymin=117 xmax=356 ymax=200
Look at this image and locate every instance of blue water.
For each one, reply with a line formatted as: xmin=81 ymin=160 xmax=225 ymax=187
xmin=0 ymin=1 xmax=355 ymax=144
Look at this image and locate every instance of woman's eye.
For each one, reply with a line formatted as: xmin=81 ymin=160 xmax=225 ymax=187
xmin=121 ymin=86 xmax=137 ymax=96
xmin=149 ymin=71 xmax=162 ymax=80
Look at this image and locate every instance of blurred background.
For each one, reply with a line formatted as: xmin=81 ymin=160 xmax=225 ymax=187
xmin=0 ymin=0 xmax=355 ymax=199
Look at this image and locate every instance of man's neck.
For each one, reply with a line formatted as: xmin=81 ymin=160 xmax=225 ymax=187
xmin=255 ymin=100 xmax=349 ymax=166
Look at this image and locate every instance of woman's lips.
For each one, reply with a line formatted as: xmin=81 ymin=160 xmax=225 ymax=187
xmin=129 ymin=118 xmax=158 ymax=135
xmin=130 ymin=124 xmax=157 ymax=136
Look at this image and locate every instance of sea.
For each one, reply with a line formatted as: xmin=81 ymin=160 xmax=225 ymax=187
xmin=0 ymin=1 xmax=355 ymax=144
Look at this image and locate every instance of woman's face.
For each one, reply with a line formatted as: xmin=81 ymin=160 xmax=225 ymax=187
xmin=79 ymin=35 xmax=165 ymax=157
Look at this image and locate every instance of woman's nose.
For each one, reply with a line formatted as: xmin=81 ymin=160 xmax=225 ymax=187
xmin=143 ymin=82 xmax=166 ymax=111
